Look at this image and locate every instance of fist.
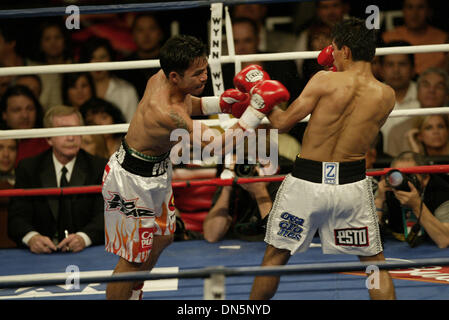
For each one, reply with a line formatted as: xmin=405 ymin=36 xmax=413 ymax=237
xmin=250 ymin=80 xmax=290 ymax=115
xmin=238 ymin=80 xmax=290 ymax=130
xmin=233 ymin=64 xmax=270 ymax=93
xmin=317 ymin=45 xmax=334 ymax=67
xmin=220 ymin=89 xmax=250 ymax=118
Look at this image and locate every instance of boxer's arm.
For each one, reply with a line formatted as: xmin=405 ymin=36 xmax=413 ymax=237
xmin=268 ymin=71 xmax=328 ymax=133
xmin=191 ymin=96 xmax=204 ymax=116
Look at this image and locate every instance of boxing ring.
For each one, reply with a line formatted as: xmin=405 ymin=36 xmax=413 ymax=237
xmin=1 ymin=0 xmax=449 ymax=302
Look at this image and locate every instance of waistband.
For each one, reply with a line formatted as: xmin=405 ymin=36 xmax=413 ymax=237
xmin=291 ymin=157 xmax=366 ymax=185
xmin=116 ymin=140 xmax=170 ymax=177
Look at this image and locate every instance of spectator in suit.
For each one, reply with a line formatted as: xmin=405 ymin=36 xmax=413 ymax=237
xmin=8 ymin=105 xmax=107 ymax=254
xmin=0 ymin=139 xmax=17 ymax=248
xmin=0 ymin=85 xmax=50 ymax=165
xmin=79 ymin=36 xmax=139 ymax=122
xmin=382 ymin=0 xmax=448 ymax=75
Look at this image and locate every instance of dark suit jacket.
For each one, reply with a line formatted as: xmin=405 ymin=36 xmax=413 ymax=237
xmin=8 ymin=149 xmax=107 ymax=247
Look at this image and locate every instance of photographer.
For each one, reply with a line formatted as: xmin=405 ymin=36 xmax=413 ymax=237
xmin=375 ymin=151 xmax=449 ymax=248
xmin=202 ymin=158 xmax=283 ymax=243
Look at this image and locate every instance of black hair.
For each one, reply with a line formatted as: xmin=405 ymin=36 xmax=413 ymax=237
xmin=34 ymin=18 xmax=72 ymax=63
xmin=159 ymin=34 xmax=207 ymax=78
xmin=79 ymin=97 xmax=126 ymax=125
xmin=61 ymin=72 xmax=96 ymax=106
xmin=331 ymin=17 xmax=377 ymax=62
xmin=79 ymin=36 xmax=116 ymax=63
xmin=0 ymin=85 xmax=44 ymax=129
xmin=232 ymin=17 xmax=259 ymax=38
xmin=131 ymin=13 xmax=163 ymax=32
xmin=379 ymin=41 xmax=415 ymax=67
xmin=392 ymin=151 xmax=430 ymax=167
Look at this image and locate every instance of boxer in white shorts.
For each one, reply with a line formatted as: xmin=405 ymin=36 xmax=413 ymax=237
xmin=102 ymin=34 xmax=286 ymax=300
xmin=103 ymin=140 xmax=175 ymax=264
xmin=250 ymin=18 xmax=397 ymax=300
xmin=265 ymin=157 xmax=382 ymax=256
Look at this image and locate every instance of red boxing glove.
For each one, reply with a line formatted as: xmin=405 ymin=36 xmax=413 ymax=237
xmin=219 ymin=89 xmax=250 ymax=118
xmin=233 ymin=64 xmax=270 ymax=93
xmin=317 ymin=45 xmax=334 ymax=67
xmin=239 ymin=80 xmax=290 ymax=130
xmin=250 ymin=80 xmax=290 ymax=114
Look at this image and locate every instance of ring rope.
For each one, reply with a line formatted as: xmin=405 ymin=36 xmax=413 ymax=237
xmin=0 ymin=0 xmax=307 ymax=19
xmin=1 ymin=164 xmax=448 ymax=198
xmin=1 ymin=44 xmax=449 ymax=77
xmin=1 ymin=257 xmax=449 ymax=289
xmin=1 ymin=107 xmax=449 ymax=140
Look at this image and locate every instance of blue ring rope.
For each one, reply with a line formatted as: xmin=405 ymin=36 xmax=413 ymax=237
xmin=0 ymin=0 xmax=309 ymax=19
xmin=1 ymin=257 xmax=449 ymax=289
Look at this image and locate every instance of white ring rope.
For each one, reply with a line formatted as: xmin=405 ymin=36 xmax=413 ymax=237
xmin=1 ymin=107 xmax=449 ymax=140
xmin=0 ymin=44 xmax=448 ymax=76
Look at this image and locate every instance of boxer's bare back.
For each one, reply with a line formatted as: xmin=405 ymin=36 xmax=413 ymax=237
xmin=269 ymin=65 xmax=395 ymax=162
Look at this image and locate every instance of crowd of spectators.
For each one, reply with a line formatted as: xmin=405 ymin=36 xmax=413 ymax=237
xmin=0 ymin=0 xmax=448 ymax=249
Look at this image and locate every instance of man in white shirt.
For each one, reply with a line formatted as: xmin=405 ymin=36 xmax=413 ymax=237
xmin=8 ymin=106 xmax=107 ymax=253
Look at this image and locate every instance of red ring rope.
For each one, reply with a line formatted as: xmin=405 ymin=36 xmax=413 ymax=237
xmin=0 ymin=164 xmax=448 ymax=198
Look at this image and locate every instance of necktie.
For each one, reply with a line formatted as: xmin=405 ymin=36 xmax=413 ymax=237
xmin=58 ymin=167 xmax=71 ymax=241
xmin=60 ymin=166 xmax=68 ymax=187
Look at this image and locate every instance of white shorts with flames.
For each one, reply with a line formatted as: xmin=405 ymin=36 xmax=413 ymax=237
xmin=102 ymin=150 xmax=176 ymax=263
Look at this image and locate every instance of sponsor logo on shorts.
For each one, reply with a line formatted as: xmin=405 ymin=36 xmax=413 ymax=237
xmin=152 ymin=158 xmax=170 ymax=176
xmin=138 ymin=227 xmax=154 ymax=252
xmin=277 ymin=212 xmax=304 ymax=241
xmin=334 ymin=227 xmax=369 ymax=247
xmin=105 ymin=192 xmax=155 ymax=218
xmin=324 ymin=162 xmax=337 ymax=185
xmin=168 ymin=193 xmax=175 ymax=212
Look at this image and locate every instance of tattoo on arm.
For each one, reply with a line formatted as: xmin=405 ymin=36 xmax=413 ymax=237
xmin=169 ymin=111 xmax=191 ymax=131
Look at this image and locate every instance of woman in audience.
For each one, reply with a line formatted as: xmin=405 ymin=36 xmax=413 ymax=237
xmin=80 ymin=97 xmax=126 ymax=157
xmin=79 ymin=37 xmax=138 ymax=122
xmin=30 ymin=19 xmax=73 ymax=110
xmin=62 ymin=72 xmax=96 ymax=109
xmin=81 ymin=134 xmax=109 ymax=159
xmin=0 ymin=85 xmax=49 ymax=164
xmin=407 ymin=115 xmax=449 ymax=157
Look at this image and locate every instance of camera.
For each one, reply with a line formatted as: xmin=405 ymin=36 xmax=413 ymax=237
xmin=385 ymin=169 xmax=421 ymax=192
xmin=234 ymin=163 xmax=258 ymax=177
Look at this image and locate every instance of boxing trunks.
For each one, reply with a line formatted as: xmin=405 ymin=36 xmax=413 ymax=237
xmin=265 ymin=157 xmax=382 ymax=256
xmin=103 ymin=140 xmax=176 ymax=263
